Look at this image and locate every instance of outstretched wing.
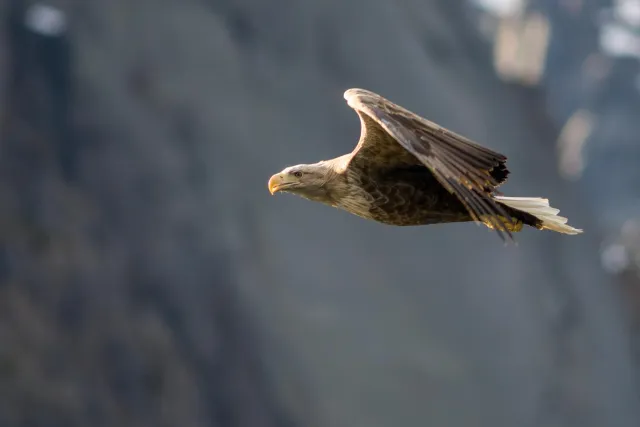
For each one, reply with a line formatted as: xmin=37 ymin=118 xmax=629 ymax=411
xmin=343 ymin=88 xmax=515 ymax=240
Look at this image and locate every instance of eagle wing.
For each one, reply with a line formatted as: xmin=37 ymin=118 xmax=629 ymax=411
xmin=343 ymin=88 xmax=515 ymax=239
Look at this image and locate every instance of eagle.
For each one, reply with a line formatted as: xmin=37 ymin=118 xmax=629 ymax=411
xmin=268 ymin=88 xmax=582 ymax=241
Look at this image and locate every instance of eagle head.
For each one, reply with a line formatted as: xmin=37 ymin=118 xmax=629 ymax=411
xmin=268 ymin=162 xmax=336 ymax=204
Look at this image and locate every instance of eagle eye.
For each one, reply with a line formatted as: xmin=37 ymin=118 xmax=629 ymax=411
xmin=292 ymin=171 xmax=303 ymax=178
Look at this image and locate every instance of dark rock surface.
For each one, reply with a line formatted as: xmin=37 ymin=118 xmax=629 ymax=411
xmin=0 ymin=1 xmax=638 ymax=426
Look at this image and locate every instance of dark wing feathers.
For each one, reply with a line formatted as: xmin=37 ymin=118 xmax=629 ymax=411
xmin=344 ymin=88 xmax=516 ymax=240
xmin=347 ymin=111 xmax=421 ymax=170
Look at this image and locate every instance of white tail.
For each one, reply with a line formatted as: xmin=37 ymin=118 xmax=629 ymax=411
xmin=494 ymin=196 xmax=583 ymax=235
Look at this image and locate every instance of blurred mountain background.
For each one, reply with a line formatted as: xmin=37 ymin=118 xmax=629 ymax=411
xmin=1 ymin=0 xmax=639 ymax=426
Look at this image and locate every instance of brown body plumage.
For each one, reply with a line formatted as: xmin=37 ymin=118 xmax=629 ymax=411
xmin=268 ymin=88 xmax=582 ymax=241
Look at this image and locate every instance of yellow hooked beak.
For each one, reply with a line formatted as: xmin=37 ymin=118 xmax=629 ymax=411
xmin=269 ymin=173 xmax=300 ymax=195
xmin=268 ymin=172 xmax=301 ymax=194
xmin=268 ymin=171 xmax=303 ymax=194
xmin=268 ymin=174 xmax=283 ymax=195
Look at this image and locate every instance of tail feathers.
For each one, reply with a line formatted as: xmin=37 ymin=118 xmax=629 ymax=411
xmin=494 ymin=196 xmax=583 ymax=235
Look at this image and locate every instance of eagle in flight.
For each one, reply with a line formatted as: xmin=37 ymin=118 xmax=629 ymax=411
xmin=268 ymin=88 xmax=582 ymax=241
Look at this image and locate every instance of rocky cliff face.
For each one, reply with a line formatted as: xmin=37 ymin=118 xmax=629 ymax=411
xmin=0 ymin=1 xmax=638 ymax=427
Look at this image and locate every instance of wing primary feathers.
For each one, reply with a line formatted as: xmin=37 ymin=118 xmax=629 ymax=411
xmin=447 ymin=181 xmax=512 ymax=242
xmin=441 ymin=162 xmax=515 ymax=242
xmin=422 ymin=132 xmax=505 ymax=189
xmin=413 ymin=133 xmax=517 ymax=235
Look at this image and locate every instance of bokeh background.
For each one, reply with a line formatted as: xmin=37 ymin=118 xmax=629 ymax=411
xmin=1 ymin=0 xmax=640 ymax=426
